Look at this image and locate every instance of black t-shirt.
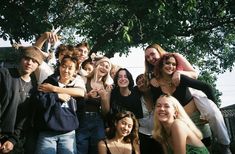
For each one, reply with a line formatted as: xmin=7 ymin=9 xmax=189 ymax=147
xmin=110 ymin=87 xmax=143 ymax=119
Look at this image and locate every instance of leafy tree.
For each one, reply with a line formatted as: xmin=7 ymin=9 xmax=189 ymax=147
xmin=1 ymin=0 xmax=235 ymax=104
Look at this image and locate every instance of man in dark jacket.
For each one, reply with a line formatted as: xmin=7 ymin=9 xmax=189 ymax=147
xmin=0 ymin=46 xmax=43 ymax=153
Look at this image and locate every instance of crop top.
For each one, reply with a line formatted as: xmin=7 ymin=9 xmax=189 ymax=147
xmin=151 ymin=74 xmax=216 ymax=106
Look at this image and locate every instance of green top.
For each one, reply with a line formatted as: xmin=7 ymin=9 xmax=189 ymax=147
xmin=186 ymin=144 xmax=209 ymax=154
xmin=190 ymin=111 xmax=212 ymax=138
xmin=168 ymin=144 xmax=209 ymax=154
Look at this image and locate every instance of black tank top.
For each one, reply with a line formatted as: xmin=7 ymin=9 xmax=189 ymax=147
xmin=103 ymin=139 xmax=136 ymax=154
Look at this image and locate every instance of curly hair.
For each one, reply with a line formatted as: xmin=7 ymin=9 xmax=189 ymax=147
xmin=154 ymin=53 xmax=178 ymax=79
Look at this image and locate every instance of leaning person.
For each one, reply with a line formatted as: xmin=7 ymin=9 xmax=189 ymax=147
xmin=153 ymin=95 xmax=209 ymax=154
xmin=145 ymin=44 xmax=231 ymax=153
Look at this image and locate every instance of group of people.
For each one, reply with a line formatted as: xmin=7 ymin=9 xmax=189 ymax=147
xmin=0 ymin=31 xmax=232 ymax=154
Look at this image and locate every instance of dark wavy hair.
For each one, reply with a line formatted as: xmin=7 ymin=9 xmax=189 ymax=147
xmin=154 ymin=53 xmax=178 ymax=79
xmin=106 ymin=111 xmax=139 ymax=144
xmin=113 ymin=68 xmax=134 ymax=90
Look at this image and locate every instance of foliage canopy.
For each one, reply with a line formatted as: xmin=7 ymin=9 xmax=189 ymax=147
xmin=1 ymin=0 xmax=235 ymax=73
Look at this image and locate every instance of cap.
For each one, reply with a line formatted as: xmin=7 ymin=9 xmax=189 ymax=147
xmin=20 ymin=46 xmax=44 ymax=65
xmin=95 ymin=57 xmax=112 ymax=70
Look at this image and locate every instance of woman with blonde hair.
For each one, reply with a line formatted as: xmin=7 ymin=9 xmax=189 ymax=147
xmin=152 ymin=95 xmax=209 ymax=154
xmin=76 ymin=56 xmax=113 ymax=154
xmin=151 ymin=53 xmax=231 ymax=153
xmin=145 ymin=45 xmax=231 ymax=153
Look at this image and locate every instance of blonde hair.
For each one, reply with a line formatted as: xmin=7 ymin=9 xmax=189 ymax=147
xmin=152 ymin=95 xmax=203 ymax=145
xmin=87 ymin=56 xmax=113 ymax=86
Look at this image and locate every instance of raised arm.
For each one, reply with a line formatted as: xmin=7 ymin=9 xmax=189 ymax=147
xmin=34 ymin=32 xmax=59 ymax=59
xmin=35 ymin=32 xmax=58 ymax=49
xmin=173 ymin=53 xmax=198 ymax=78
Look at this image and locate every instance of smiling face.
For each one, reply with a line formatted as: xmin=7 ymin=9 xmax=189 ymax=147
xmin=145 ymin=47 xmax=161 ymax=66
xmin=117 ymin=70 xmax=130 ymax=88
xmin=84 ymin=63 xmax=94 ymax=74
xmin=162 ymin=56 xmax=177 ymax=76
xmin=96 ymin=61 xmax=110 ymax=77
xmin=59 ymin=58 xmax=77 ymax=82
xmin=73 ymin=46 xmax=89 ymax=64
xmin=115 ymin=117 xmax=134 ymax=137
xmin=155 ymin=96 xmax=177 ymax=124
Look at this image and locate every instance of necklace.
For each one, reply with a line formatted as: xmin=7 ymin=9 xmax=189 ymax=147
xmin=19 ymin=78 xmax=31 ymax=99
xmin=160 ymin=81 xmax=172 ymax=87
xmin=113 ymin=141 xmax=125 ymax=154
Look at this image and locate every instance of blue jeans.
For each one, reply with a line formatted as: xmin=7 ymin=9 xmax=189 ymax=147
xmin=36 ymin=130 xmax=77 ymax=154
xmin=76 ymin=112 xmax=105 ymax=154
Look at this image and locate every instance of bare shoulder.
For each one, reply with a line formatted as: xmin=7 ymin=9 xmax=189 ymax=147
xmin=98 ymin=139 xmax=108 ymax=154
xmin=171 ymin=119 xmax=188 ymax=133
xmin=171 ymin=119 xmax=189 ymax=142
xmin=98 ymin=139 xmax=106 ymax=146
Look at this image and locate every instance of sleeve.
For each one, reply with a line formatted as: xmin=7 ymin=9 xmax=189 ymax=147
xmin=73 ymin=75 xmax=86 ymax=91
xmin=180 ymin=75 xmax=216 ymax=102
xmin=133 ymin=88 xmax=143 ymax=119
xmin=37 ymin=92 xmax=59 ymax=109
xmin=8 ymin=95 xmax=36 ymax=145
xmin=150 ymin=86 xmax=162 ymax=104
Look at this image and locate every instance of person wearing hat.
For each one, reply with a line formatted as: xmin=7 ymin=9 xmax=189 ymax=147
xmin=0 ymin=46 xmax=42 ymax=153
xmin=76 ymin=56 xmax=113 ymax=154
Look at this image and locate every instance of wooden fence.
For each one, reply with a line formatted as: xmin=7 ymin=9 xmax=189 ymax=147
xmin=221 ymin=104 xmax=235 ymax=153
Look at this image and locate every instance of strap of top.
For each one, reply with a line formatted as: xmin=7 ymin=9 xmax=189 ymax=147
xmin=103 ymin=139 xmax=112 ymax=154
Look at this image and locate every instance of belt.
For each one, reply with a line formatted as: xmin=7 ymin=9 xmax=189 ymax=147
xmin=83 ymin=112 xmax=99 ymax=116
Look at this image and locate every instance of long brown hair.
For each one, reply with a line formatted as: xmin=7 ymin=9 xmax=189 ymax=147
xmin=144 ymin=43 xmax=166 ymax=86
xmin=106 ymin=111 xmax=139 ymax=144
xmin=154 ymin=53 xmax=178 ymax=79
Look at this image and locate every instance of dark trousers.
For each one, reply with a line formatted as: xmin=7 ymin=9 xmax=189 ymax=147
xmin=76 ymin=112 xmax=105 ymax=154
xmin=139 ymin=132 xmax=164 ymax=154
